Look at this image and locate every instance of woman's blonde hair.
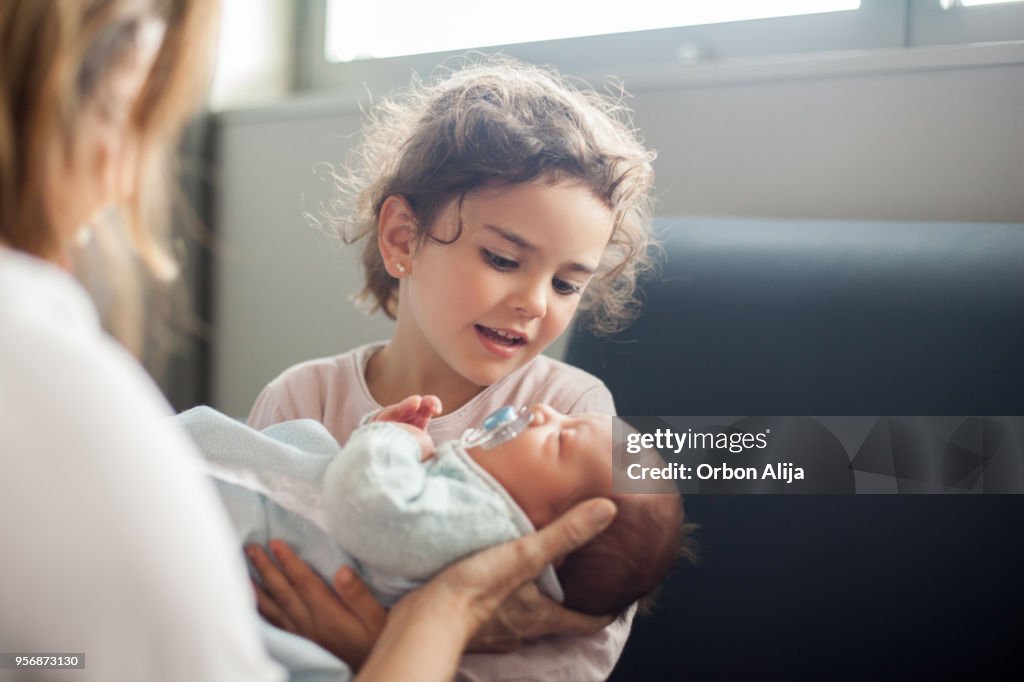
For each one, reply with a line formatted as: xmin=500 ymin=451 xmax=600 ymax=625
xmin=0 ymin=0 xmax=216 ymax=349
xmin=330 ymin=57 xmax=657 ymax=335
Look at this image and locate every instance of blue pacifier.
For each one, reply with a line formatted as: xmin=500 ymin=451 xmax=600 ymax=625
xmin=461 ymin=405 xmax=532 ymax=450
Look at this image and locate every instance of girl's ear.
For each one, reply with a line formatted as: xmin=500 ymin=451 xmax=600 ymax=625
xmin=378 ymin=194 xmax=418 ymax=277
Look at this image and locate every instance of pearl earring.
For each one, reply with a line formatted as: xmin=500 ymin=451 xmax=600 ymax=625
xmin=76 ymin=226 xmax=94 ymax=247
xmin=395 ymin=262 xmax=406 ymax=274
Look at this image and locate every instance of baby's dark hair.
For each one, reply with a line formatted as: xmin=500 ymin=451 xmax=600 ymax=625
xmin=328 ymin=56 xmax=657 ymax=335
xmin=557 ymin=493 xmax=697 ymax=617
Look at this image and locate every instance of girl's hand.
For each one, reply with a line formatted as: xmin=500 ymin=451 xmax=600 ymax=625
xmin=467 ymin=581 xmax=614 ymax=653
xmin=246 ymin=541 xmax=387 ymax=669
xmin=374 ymin=395 xmax=442 ymax=430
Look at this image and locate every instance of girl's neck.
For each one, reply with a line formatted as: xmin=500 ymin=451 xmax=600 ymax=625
xmin=366 ymin=328 xmax=486 ymax=416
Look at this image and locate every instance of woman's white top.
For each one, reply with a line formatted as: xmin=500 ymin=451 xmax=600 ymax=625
xmin=0 ymin=249 xmax=284 ymax=681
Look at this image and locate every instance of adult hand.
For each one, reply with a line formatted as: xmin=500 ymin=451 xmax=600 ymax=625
xmin=356 ymin=498 xmax=618 ymax=682
xmin=467 ymin=581 xmax=614 ymax=653
xmin=246 ymin=541 xmax=386 ymax=669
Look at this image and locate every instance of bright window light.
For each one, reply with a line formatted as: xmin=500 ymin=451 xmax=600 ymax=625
xmin=959 ymin=0 xmax=1023 ymax=6
xmin=325 ymin=0 xmax=861 ymax=63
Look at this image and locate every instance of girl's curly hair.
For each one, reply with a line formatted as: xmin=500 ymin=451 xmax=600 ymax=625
xmin=328 ymin=57 xmax=656 ymax=335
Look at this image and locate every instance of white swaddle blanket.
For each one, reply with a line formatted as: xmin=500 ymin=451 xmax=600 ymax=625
xmin=176 ymin=406 xmax=559 ymax=680
xmin=175 ymin=407 xmax=563 ymax=608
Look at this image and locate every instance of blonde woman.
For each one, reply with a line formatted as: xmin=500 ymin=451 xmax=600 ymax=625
xmin=0 ymin=2 xmax=616 ymax=680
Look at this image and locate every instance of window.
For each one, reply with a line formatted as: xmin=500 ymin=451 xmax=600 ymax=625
xmin=325 ymin=0 xmax=860 ymax=63
xmin=295 ymin=0 xmax=1024 ymax=95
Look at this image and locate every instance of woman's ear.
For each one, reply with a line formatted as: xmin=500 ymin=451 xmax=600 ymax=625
xmin=378 ymin=194 xmax=418 ymax=278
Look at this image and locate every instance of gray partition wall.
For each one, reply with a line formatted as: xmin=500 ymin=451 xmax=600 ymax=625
xmin=210 ymin=102 xmax=393 ymax=417
xmin=209 ymin=42 xmax=1024 ymax=417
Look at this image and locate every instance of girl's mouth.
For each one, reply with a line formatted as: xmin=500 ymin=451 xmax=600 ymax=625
xmin=475 ymin=325 xmax=527 ymax=357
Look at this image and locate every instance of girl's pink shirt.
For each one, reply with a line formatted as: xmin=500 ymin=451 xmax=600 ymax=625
xmin=248 ymin=341 xmax=634 ymax=682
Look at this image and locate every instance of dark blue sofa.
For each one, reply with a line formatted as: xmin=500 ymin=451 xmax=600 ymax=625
xmin=566 ymin=218 xmax=1024 ymax=680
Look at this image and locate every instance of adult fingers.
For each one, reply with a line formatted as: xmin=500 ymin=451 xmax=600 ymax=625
xmin=333 ymin=566 xmax=388 ymax=634
xmin=267 ymin=540 xmax=342 ymax=608
xmin=509 ymin=498 xmax=616 ymax=585
xmin=430 ymin=499 xmax=617 ymax=646
xmin=246 ymin=544 xmax=312 ymax=631
xmin=251 ymin=579 xmax=297 ymax=632
xmin=537 ymin=603 xmax=615 ymax=638
xmin=470 ymin=584 xmax=613 ymax=647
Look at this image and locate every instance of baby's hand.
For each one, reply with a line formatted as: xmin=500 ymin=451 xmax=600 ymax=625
xmin=375 ymin=396 xmax=441 ymax=460
xmin=375 ymin=395 xmax=442 ymax=431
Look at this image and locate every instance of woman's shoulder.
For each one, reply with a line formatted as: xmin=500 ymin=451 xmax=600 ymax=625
xmin=0 ymin=252 xmax=136 ymax=407
xmin=1 ymin=255 xmax=285 ymax=682
xmin=0 ymin=252 xmax=196 ymax=469
xmin=0 ymin=249 xmax=100 ymax=336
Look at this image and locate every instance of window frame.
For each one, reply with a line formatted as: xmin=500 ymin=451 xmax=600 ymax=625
xmin=295 ymin=0 xmax=1024 ymax=96
xmin=909 ymin=0 xmax=1024 ymax=46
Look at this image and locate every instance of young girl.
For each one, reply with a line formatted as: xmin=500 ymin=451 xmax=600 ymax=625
xmin=247 ymin=58 xmax=656 ymax=680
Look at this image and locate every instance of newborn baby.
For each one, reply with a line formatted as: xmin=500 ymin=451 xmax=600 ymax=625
xmin=178 ymin=397 xmax=685 ymax=617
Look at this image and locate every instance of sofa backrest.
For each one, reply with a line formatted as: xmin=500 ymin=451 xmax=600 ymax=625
xmin=566 ymin=217 xmax=1024 ymax=679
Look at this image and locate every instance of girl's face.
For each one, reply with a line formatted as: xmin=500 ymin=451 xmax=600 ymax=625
xmin=401 ymin=180 xmax=614 ymax=387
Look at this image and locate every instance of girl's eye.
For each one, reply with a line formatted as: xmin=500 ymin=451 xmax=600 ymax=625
xmin=482 ymin=249 xmax=518 ymax=271
xmin=553 ymin=278 xmax=582 ymax=296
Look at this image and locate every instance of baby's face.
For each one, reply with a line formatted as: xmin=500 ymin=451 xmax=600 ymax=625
xmin=468 ymin=405 xmax=612 ymax=528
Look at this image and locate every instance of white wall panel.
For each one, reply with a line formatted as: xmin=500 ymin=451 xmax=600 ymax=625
xmin=212 ymin=45 xmax=1024 ymax=414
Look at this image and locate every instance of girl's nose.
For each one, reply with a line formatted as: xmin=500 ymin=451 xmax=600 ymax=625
xmin=511 ymin=276 xmax=548 ymax=319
